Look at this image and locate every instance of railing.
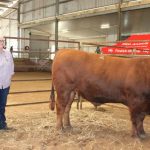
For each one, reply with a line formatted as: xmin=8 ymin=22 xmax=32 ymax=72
xmin=4 ymin=36 xmax=80 ymax=59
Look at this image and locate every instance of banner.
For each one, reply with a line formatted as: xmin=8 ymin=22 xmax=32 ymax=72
xmin=101 ymin=34 xmax=150 ymax=55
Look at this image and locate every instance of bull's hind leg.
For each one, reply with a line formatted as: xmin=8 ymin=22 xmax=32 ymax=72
xmin=56 ymin=96 xmax=65 ymax=130
xmin=56 ymin=90 xmax=73 ymax=130
xmin=63 ymin=91 xmax=75 ymax=128
xmin=56 ymin=92 xmax=68 ymax=130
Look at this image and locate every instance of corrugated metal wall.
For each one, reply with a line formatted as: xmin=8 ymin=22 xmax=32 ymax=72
xmin=20 ymin=0 xmax=142 ymax=23
xmin=29 ymin=34 xmax=49 ymax=59
xmin=20 ymin=0 xmax=120 ymax=23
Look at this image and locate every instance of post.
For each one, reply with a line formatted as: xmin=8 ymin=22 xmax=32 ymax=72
xmin=117 ymin=0 xmax=123 ymax=41
xmin=55 ymin=0 xmax=59 ymax=52
xmin=17 ymin=1 xmax=21 ymax=58
xmin=78 ymin=42 xmax=81 ymax=50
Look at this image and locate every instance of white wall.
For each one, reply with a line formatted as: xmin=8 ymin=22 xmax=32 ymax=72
xmin=0 ymin=11 xmax=18 ymax=52
xmin=0 ymin=12 xmax=18 ymax=36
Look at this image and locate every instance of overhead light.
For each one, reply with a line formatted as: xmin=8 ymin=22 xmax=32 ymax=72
xmin=0 ymin=9 xmax=4 ymax=12
xmin=130 ymin=0 xmax=142 ymax=2
xmin=100 ymin=24 xmax=110 ymax=29
xmin=61 ymin=29 xmax=69 ymax=33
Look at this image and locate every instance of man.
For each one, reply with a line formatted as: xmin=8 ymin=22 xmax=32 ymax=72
xmin=0 ymin=37 xmax=14 ymax=129
xmin=95 ymin=46 xmax=101 ymax=54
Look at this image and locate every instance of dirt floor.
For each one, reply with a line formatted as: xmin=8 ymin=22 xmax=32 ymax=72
xmin=1 ymin=72 xmax=150 ymax=150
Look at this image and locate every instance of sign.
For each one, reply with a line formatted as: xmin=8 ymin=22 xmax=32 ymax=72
xmin=101 ymin=34 xmax=150 ymax=55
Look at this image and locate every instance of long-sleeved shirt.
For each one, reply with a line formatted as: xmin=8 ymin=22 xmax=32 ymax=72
xmin=0 ymin=49 xmax=14 ymax=89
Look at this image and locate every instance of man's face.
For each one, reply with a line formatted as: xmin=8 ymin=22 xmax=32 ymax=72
xmin=0 ymin=37 xmax=5 ymax=50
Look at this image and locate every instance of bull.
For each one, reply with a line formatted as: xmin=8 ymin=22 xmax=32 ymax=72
xmin=50 ymin=49 xmax=150 ymax=138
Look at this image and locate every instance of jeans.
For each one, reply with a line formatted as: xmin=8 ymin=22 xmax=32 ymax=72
xmin=0 ymin=87 xmax=10 ymax=128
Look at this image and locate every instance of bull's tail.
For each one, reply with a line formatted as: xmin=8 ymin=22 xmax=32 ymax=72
xmin=50 ymin=82 xmax=55 ymax=111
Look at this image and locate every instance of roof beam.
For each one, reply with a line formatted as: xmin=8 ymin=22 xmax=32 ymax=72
xmin=0 ymin=0 xmax=14 ymax=2
xmin=0 ymin=4 xmax=17 ymax=9
xmin=0 ymin=16 xmax=17 ymax=20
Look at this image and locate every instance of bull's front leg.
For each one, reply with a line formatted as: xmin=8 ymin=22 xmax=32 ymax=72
xmin=130 ymin=111 xmax=146 ymax=139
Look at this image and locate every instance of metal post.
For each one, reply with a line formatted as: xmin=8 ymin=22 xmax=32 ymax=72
xmin=55 ymin=0 xmax=59 ymax=52
xmin=17 ymin=1 xmax=21 ymax=58
xmin=117 ymin=0 xmax=123 ymax=41
xmin=78 ymin=42 xmax=81 ymax=50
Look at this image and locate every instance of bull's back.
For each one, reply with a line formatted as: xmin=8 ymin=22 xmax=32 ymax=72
xmin=52 ymin=49 xmax=131 ymax=77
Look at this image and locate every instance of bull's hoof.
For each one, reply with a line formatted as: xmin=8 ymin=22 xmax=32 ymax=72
xmin=56 ymin=126 xmax=64 ymax=131
xmin=139 ymin=133 xmax=146 ymax=139
xmin=132 ymin=133 xmax=146 ymax=139
xmin=64 ymin=125 xmax=73 ymax=131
